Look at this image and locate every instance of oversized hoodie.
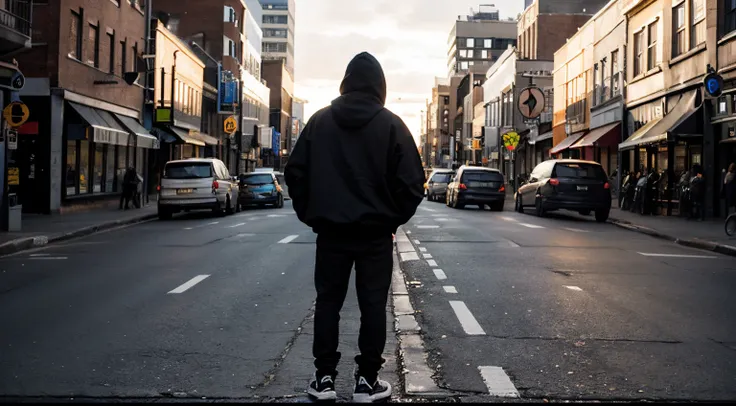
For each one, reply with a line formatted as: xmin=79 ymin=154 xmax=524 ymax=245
xmin=284 ymin=52 xmax=425 ymax=237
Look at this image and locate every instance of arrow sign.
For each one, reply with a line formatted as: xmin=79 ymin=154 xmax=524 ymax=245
xmin=518 ymin=87 xmax=545 ymax=120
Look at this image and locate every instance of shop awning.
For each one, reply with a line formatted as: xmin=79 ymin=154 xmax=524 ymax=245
xmin=159 ymin=126 xmax=206 ymax=147
xmin=115 ymin=114 xmax=160 ymax=149
xmin=721 ymin=137 xmax=736 ymax=144
xmin=191 ymin=132 xmax=219 ymax=146
xmin=571 ymin=122 xmax=621 ymax=149
xmin=528 ymin=131 xmax=553 ymax=145
xmin=619 ymin=90 xmax=700 ymax=151
xmin=550 ymin=131 xmax=586 ymax=155
xmin=69 ymin=102 xmax=130 ymax=146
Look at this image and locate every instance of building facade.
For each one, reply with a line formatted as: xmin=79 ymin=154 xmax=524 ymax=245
xmin=261 ymin=59 xmax=293 ymax=169
xmin=714 ymin=0 xmax=736 ymax=217
xmin=259 ymin=0 xmax=295 ymax=76
xmin=15 ymin=0 xmax=158 ymax=214
xmin=446 ymin=10 xmax=517 ymax=77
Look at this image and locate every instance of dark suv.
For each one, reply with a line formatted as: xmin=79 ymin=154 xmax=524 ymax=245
xmin=237 ymin=172 xmax=284 ymax=209
xmin=446 ymin=166 xmax=506 ymax=211
xmin=515 ymin=159 xmax=611 ymax=222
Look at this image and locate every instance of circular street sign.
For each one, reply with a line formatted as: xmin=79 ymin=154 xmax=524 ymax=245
xmin=518 ymin=87 xmax=546 ymax=120
xmin=224 ymin=116 xmax=238 ymax=134
xmin=11 ymin=71 xmax=25 ymax=90
xmin=3 ymin=101 xmax=30 ymax=128
xmin=703 ymin=72 xmax=724 ymax=99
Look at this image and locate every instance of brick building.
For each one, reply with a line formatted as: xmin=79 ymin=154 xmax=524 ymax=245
xmin=261 ymin=59 xmax=293 ymax=170
xmin=14 ymin=0 xmax=158 ymax=214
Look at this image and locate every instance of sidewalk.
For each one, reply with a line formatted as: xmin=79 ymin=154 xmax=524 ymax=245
xmin=0 ymin=204 xmax=157 ymax=256
xmin=607 ymin=206 xmax=736 ymax=257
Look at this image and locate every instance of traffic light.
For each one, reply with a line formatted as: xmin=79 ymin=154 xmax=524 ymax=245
xmin=472 ymin=139 xmax=481 ymax=150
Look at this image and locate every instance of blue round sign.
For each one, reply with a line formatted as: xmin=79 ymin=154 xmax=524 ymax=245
xmin=704 ymin=73 xmax=724 ymax=98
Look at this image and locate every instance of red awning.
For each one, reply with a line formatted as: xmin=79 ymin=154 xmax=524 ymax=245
xmin=550 ymin=131 xmax=586 ymax=155
xmin=570 ymin=123 xmax=620 ymax=149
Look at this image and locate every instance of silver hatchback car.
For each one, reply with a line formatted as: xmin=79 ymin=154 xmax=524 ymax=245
xmin=157 ymin=158 xmax=239 ymax=220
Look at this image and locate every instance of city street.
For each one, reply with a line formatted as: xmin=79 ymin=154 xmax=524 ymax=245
xmin=1 ymin=200 xmax=735 ymax=402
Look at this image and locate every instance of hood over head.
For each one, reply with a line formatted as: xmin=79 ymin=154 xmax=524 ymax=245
xmin=331 ymin=52 xmax=387 ymax=128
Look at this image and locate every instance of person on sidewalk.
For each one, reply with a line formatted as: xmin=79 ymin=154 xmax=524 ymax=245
xmin=689 ymin=164 xmax=706 ymax=221
xmin=284 ymin=52 xmax=424 ymax=402
xmin=723 ymin=163 xmax=736 ymax=216
xmin=119 ymin=167 xmax=139 ymax=210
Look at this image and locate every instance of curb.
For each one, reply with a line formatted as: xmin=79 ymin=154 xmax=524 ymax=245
xmin=609 ymin=217 xmax=736 ymax=258
xmin=0 ymin=212 xmax=157 ymax=257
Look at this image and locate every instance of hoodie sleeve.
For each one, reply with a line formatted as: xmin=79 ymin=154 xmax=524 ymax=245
xmin=284 ymin=119 xmax=312 ymax=224
xmin=387 ymin=116 xmax=426 ymax=227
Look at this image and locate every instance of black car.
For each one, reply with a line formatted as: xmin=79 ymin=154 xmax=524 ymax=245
xmin=237 ymin=172 xmax=284 ymax=209
xmin=515 ymin=159 xmax=611 ymax=222
xmin=446 ymin=166 xmax=506 ymax=211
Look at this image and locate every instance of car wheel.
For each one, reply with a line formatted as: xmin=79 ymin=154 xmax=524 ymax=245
xmin=225 ymin=196 xmax=234 ymax=215
xmin=492 ymin=202 xmax=504 ymax=212
xmin=535 ymin=196 xmax=546 ymax=218
xmin=158 ymin=208 xmax=172 ymax=220
xmin=595 ymin=209 xmax=610 ymax=223
xmin=515 ymin=195 xmax=523 ymax=213
xmin=213 ymin=202 xmax=225 ymax=217
xmin=578 ymin=209 xmax=591 ymax=216
xmin=427 ymin=193 xmax=432 ymax=201
xmin=235 ymin=200 xmax=241 ymax=213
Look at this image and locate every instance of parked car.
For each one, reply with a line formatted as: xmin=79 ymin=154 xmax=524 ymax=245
xmin=515 ymin=159 xmax=611 ymax=222
xmin=425 ymin=169 xmax=455 ymax=202
xmin=253 ymin=168 xmax=289 ymax=200
xmin=446 ymin=166 xmax=506 ymax=211
xmin=238 ymin=172 xmax=284 ymax=209
xmin=157 ymin=158 xmax=239 ymax=220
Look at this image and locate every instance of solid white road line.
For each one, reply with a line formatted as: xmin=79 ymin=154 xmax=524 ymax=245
xmin=423 ymin=253 xmax=433 ymax=259
xmin=478 ymin=366 xmax=520 ymax=398
xmin=400 ymin=252 xmax=420 ymax=261
xmin=564 ymin=285 xmax=583 ymax=291
xmin=638 ymin=252 xmax=717 ymax=259
xmin=443 ymin=286 xmax=458 ymax=294
xmin=278 ymin=235 xmax=299 ymax=244
xmin=449 ymin=301 xmax=486 ymax=335
xmin=417 ymin=225 xmax=440 ymax=229
xmin=168 ymin=275 xmax=210 ymax=294
xmin=227 ymin=223 xmax=246 ymax=228
xmin=419 ymin=247 xmax=427 ymax=252
xmin=518 ymin=223 xmax=544 ymax=229
xmin=427 ymin=259 xmax=438 ymax=267
xmin=433 ymin=269 xmax=447 ymax=280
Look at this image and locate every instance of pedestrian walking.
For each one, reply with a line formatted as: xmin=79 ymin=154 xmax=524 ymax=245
xmin=689 ymin=164 xmax=706 ymax=221
xmin=284 ymin=52 xmax=424 ymax=402
xmin=723 ymin=163 xmax=736 ymax=216
xmin=119 ymin=167 xmax=139 ymax=210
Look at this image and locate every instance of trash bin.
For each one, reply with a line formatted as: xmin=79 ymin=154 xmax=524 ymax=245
xmin=8 ymin=193 xmax=21 ymax=232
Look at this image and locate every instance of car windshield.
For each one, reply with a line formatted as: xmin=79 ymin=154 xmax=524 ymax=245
xmin=241 ymin=174 xmax=274 ymax=185
xmin=554 ymin=163 xmax=607 ymax=180
xmin=164 ymin=162 xmax=212 ymax=179
xmin=432 ymin=173 xmax=452 ymax=183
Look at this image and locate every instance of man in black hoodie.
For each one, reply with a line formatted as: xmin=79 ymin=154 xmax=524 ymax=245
xmin=285 ymin=52 xmax=424 ymax=402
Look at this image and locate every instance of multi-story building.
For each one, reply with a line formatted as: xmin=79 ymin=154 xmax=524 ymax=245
xmin=153 ymin=0 xmax=271 ymax=175
xmin=261 ymin=59 xmax=293 ymax=169
xmin=446 ymin=6 xmax=517 ymax=77
xmin=291 ymin=97 xmax=307 ymax=145
xmin=427 ymin=78 xmax=451 ymax=168
xmin=714 ymin=0 xmax=736 ymax=213
xmin=15 ymin=0 xmax=158 ymax=215
xmin=259 ymin=0 xmax=295 ymax=76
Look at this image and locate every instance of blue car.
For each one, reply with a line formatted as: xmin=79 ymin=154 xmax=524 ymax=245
xmin=237 ymin=172 xmax=285 ymax=209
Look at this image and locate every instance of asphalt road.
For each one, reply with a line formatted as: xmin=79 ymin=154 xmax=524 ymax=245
xmin=399 ymin=198 xmax=736 ymax=402
xmin=0 ymin=203 xmax=397 ymax=402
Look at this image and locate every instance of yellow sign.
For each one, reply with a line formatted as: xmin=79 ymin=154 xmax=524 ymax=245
xmin=3 ymin=101 xmax=29 ymax=128
xmin=224 ymin=116 xmax=238 ymax=134
xmin=472 ymin=139 xmax=482 ymax=150
xmin=7 ymin=167 xmax=19 ymax=185
xmin=503 ymin=131 xmax=520 ymax=151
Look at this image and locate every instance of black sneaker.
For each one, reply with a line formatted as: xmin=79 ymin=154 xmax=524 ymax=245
xmin=352 ymin=375 xmax=392 ymax=403
xmin=307 ymin=373 xmax=337 ymax=401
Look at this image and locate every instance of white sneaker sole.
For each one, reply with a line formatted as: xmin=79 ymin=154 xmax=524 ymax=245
xmin=307 ymin=387 xmax=337 ymax=401
xmin=352 ymin=381 xmax=392 ymax=403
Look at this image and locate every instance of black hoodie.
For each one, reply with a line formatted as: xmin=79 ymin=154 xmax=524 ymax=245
xmin=284 ymin=52 xmax=425 ymax=237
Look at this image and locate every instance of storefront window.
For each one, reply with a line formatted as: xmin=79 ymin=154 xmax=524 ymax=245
xmin=117 ymin=145 xmax=127 ymax=192
xmin=105 ymin=145 xmax=115 ymax=192
xmin=94 ymin=143 xmax=104 ymax=193
xmin=66 ymin=140 xmax=77 ymax=196
xmin=79 ymin=140 xmax=89 ymax=194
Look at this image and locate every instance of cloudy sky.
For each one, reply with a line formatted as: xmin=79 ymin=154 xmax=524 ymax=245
xmin=292 ymin=0 xmax=524 ymax=142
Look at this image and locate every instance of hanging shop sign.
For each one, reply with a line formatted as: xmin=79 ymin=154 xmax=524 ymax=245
xmin=502 ymin=131 xmax=520 ymax=151
xmin=3 ymin=101 xmax=29 ymax=128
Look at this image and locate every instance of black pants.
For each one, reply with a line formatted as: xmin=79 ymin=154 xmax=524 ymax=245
xmin=119 ymin=185 xmax=132 ymax=209
xmin=313 ymin=233 xmax=393 ymax=381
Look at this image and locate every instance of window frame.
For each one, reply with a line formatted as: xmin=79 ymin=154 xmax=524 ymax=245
xmin=611 ymin=49 xmax=620 ymax=96
xmin=70 ymin=9 xmax=83 ymax=60
xmin=672 ymin=1 xmax=686 ymax=57
xmin=647 ymin=21 xmax=658 ymax=71
xmin=107 ymin=30 xmax=115 ymax=74
xmin=691 ymin=0 xmax=706 ymax=47
xmin=726 ymin=0 xmax=736 ymax=35
xmin=88 ymin=22 xmax=100 ymax=68
xmin=633 ymin=30 xmax=644 ymax=77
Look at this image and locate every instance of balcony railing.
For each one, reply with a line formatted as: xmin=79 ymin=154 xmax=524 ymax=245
xmin=593 ymin=71 xmax=623 ymax=107
xmin=0 ymin=0 xmax=31 ymax=39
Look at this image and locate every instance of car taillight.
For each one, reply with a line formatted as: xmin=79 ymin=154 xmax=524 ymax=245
xmin=499 ymin=185 xmax=505 ymax=192
xmin=212 ymin=180 xmax=219 ymax=189
xmin=156 ymin=185 xmax=161 ymax=191
xmin=459 ymin=183 xmax=467 ymax=190
xmin=604 ymin=182 xmax=610 ymax=189
xmin=549 ymin=178 xmax=560 ymax=186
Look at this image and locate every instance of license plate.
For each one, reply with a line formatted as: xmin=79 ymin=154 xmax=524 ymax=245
xmin=177 ymin=188 xmax=193 ymax=195
xmin=577 ymin=186 xmax=588 ymax=191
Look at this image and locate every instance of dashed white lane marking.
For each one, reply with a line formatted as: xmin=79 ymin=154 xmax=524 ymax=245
xmin=478 ymin=366 xmax=520 ymax=398
xmin=433 ymin=269 xmax=447 ymax=280
xmin=30 ymin=253 xmax=50 ymax=257
xmin=420 ymin=207 xmax=437 ymax=212
xmin=400 ymin=252 xmax=420 ymax=261
xmin=435 ymin=218 xmax=450 ymax=222
xmin=278 ymin=235 xmax=299 ymax=244
xmin=564 ymin=285 xmax=583 ymax=291
xmin=184 ymin=227 xmax=193 ymax=230
xmin=267 ymin=214 xmax=287 ymax=217
xmin=426 ymin=259 xmax=438 ymax=267
xmin=414 ymin=240 xmax=421 ymax=245
xmin=417 ymin=225 xmax=440 ymax=229
xmin=227 ymin=223 xmax=246 ymax=228
xmin=443 ymin=286 xmax=458 ymax=294
xmin=419 ymin=247 xmax=427 ymax=252
xmin=518 ymin=223 xmax=544 ymax=229
xmin=564 ymin=227 xmax=588 ymax=233
xmin=406 ymin=230 xmax=412 ymax=234
xmin=207 ymin=221 xmax=220 ymax=225
xmin=423 ymin=253 xmax=433 ymax=259
xmin=500 ymin=216 xmax=518 ymax=222
xmin=449 ymin=301 xmax=486 ymax=335
xmin=29 ymin=257 xmax=68 ymax=260
xmin=431 ymin=214 xmax=444 ymax=217
xmin=506 ymin=240 xmax=520 ymax=248
xmin=168 ymin=275 xmax=210 ymax=294
xmin=638 ymin=252 xmax=717 ymax=259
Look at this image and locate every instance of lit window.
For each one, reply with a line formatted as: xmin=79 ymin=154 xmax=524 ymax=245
xmin=466 ymin=38 xmax=474 ymax=48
